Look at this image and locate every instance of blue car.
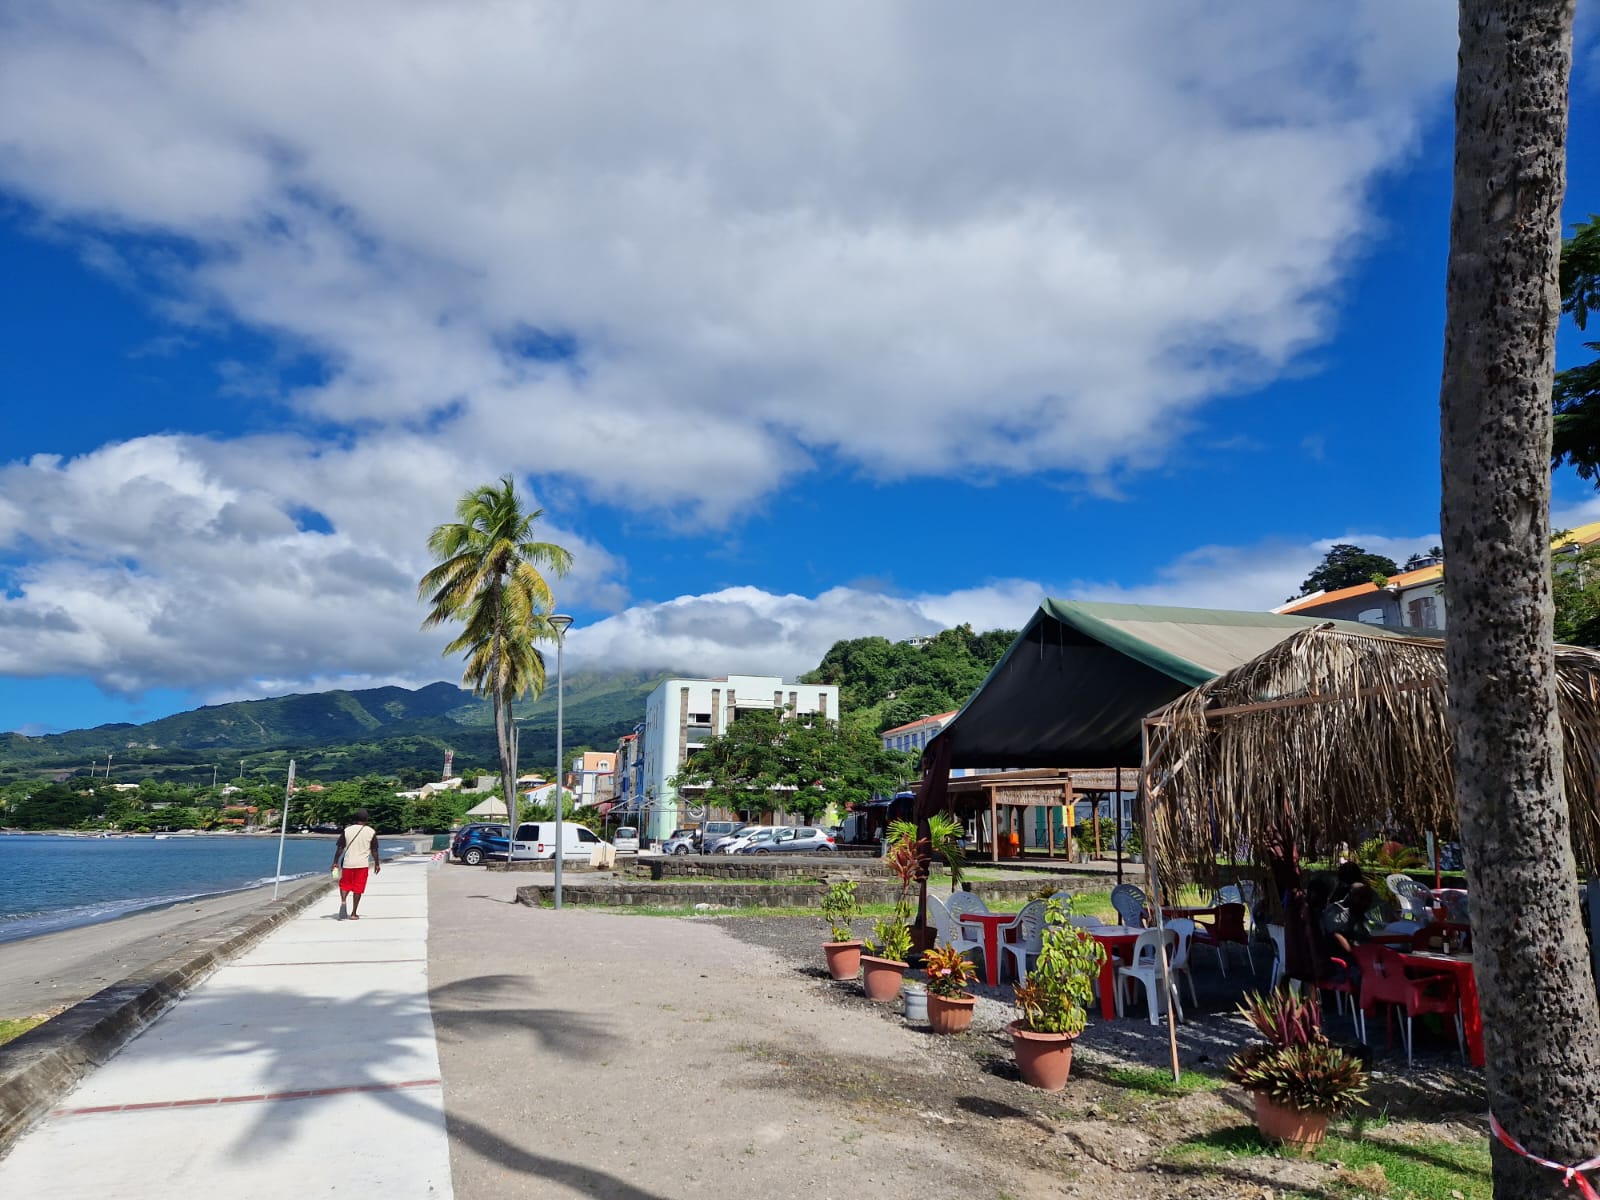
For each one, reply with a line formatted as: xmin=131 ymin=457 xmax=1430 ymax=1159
xmin=451 ymin=823 xmax=509 ymax=865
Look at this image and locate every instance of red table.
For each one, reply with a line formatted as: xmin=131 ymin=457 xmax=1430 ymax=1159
xmin=1087 ymin=925 xmax=1145 ymax=1019
xmin=1399 ymin=950 xmax=1484 ymax=1067
xmin=957 ymin=912 xmax=1022 ymax=987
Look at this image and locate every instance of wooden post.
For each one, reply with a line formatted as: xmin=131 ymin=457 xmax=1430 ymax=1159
xmin=1046 ymin=790 xmax=1056 ymax=859
xmin=1141 ymin=718 xmax=1181 ymax=1083
xmin=1115 ymin=765 xmax=1124 ymax=885
xmin=989 ymin=788 xmax=998 ymax=864
xmin=1092 ymin=793 xmax=1102 ymax=858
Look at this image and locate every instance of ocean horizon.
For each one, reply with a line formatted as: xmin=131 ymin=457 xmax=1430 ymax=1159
xmin=0 ymin=833 xmax=408 ymax=944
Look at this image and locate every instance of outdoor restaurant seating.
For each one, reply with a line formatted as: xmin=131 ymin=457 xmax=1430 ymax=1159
xmin=1162 ymin=917 xmax=1201 ymax=1006
xmin=1109 ymin=883 xmax=1147 ymax=926
xmin=945 ymin=891 xmax=990 ymax=919
xmin=998 ymin=899 xmax=1046 ymax=983
xmin=1387 ymin=874 xmax=1435 ymax=921
xmin=925 ymin=894 xmax=985 ymax=963
xmin=1192 ymin=902 xmax=1257 ymax=975
xmin=1352 ymin=942 xmax=1466 ymax=1067
xmin=1115 ymin=927 xmax=1183 ymax=1026
xmin=1265 ymin=923 xmax=1287 ymax=991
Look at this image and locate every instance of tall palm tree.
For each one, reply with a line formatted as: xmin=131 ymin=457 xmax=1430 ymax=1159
xmin=419 ymin=477 xmax=572 ymax=836
xmin=1439 ymin=2 xmax=1600 ymax=1194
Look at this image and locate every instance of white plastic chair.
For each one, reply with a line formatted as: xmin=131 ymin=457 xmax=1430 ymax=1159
xmin=1163 ymin=917 xmax=1200 ymax=1007
xmin=946 ymin=891 xmax=990 ymax=919
xmin=998 ymin=900 xmax=1046 ymax=983
xmin=1387 ymin=874 xmax=1434 ymax=921
xmin=1116 ymin=927 xmax=1183 ymax=1026
xmin=1266 ymin=923 xmax=1287 ymax=991
xmin=1110 ymin=883 xmax=1147 ymax=927
xmin=924 ymin=893 xmax=985 ymax=961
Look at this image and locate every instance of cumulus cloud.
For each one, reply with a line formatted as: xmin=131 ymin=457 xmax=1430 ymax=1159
xmin=0 ymin=2 xmax=1469 ymax=708
xmin=0 ymin=1 xmax=1455 ymax=517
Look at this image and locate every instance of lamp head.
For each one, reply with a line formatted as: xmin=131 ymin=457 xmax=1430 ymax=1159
xmin=549 ymin=613 xmax=574 ymax=636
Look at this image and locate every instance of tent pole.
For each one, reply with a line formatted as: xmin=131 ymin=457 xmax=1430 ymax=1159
xmin=989 ymin=788 xmax=998 ymax=864
xmin=1092 ymin=792 xmax=1101 ymax=858
xmin=1141 ymin=718 xmax=1181 ymax=1083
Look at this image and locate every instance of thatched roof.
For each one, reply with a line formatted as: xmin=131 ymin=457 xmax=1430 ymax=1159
xmin=1144 ymin=624 xmax=1600 ymax=878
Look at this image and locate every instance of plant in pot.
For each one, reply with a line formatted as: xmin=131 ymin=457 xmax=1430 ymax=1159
xmin=885 ymin=814 xmax=966 ymax=954
xmin=1009 ymin=899 xmax=1105 ymax=1090
xmin=821 ymin=880 xmax=863 ymax=981
xmin=862 ymin=913 xmax=912 ymax=1001
xmin=1225 ymin=987 xmax=1368 ymax=1153
xmin=922 ymin=942 xmax=980 ymax=1034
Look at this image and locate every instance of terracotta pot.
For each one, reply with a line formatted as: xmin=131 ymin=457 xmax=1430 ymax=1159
xmin=1253 ymin=1093 xmax=1330 ymax=1154
xmin=927 ymin=992 xmax=976 ymax=1034
xmin=861 ymin=954 xmax=909 ymax=1002
xmin=823 ymin=940 xmax=863 ymax=981
xmin=1008 ymin=1021 xmax=1075 ymax=1091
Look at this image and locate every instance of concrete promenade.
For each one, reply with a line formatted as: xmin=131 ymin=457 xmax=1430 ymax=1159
xmin=0 ymin=857 xmax=451 ymax=1200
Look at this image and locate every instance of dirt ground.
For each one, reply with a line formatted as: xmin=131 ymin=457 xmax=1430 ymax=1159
xmin=427 ymin=867 xmax=1487 ymax=1200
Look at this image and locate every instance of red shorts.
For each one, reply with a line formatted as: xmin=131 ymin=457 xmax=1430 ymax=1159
xmin=339 ymin=867 xmax=369 ymax=894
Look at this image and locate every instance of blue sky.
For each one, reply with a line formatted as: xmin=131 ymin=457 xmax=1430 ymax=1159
xmin=2 ymin=3 xmax=1599 ymax=735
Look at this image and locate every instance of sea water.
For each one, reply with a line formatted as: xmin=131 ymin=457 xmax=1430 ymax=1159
xmin=0 ymin=834 xmax=403 ymax=944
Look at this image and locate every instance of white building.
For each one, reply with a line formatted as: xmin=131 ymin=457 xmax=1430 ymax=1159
xmin=639 ymin=674 xmax=840 ymax=840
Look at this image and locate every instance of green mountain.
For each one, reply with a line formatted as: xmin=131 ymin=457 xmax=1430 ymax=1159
xmin=0 ymin=670 xmax=668 ymax=787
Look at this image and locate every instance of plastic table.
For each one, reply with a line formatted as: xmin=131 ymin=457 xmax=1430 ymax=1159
xmin=958 ymin=912 xmax=1020 ymax=987
xmin=1399 ymin=949 xmax=1484 ymax=1067
xmin=1087 ymin=925 xmax=1145 ymax=1018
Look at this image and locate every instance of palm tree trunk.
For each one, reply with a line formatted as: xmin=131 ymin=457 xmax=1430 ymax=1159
xmin=1440 ymin=3 xmax=1600 ymax=1194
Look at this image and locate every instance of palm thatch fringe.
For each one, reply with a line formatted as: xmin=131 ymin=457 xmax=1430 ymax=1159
xmin=1143 ymin=624 xmax=1600 ymax=880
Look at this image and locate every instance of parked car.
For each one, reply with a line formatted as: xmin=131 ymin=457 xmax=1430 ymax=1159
xmin=745 ymin=826 xmax=835 ymax=854
xmin=508 ymin=821 xmax=609 ymax=861
xmin=452 ymin=823 xmax=509 ymax=866
xmin=613 ymin=826 xmax=640 ymax=854
xmin=661 ymin=829 xmax=698 ymax=855
xmin=699 ymin=820 xmax=747 ymax=854
xmin=719 ymin=826 xmax=777 ymax=854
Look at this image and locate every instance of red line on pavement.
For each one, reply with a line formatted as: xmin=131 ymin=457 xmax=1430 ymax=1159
xmin=229 ymin=958 xmax=427 ymax=966
xmin=51 ymin=1079 xmax=441 ymax=1118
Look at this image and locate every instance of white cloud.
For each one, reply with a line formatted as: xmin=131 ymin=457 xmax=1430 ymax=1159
xmin=0 ymin=1 xmax=1456 ymax=519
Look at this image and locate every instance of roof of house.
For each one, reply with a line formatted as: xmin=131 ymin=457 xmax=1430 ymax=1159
xmin=881 ymin=710 xmax=959 ymax=737
xmin=1279 ymin=521 xmax=1600 ymax=617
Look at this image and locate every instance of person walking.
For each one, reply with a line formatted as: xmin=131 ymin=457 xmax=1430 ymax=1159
xmin=332 ymin=809 xmax=380 ymax=920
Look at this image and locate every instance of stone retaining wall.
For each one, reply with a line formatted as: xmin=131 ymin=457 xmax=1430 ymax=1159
xmin=628 ymin=855 xmax=885 ymax=882
xmin=516 ymin=873 xmax=1103 ymax=910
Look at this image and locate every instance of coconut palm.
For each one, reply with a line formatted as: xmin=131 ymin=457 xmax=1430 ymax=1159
xmin=419 ymin=477 xmax=572 ymax=835
xmin=1439 ymin=2 xmax=1600 ymax=1193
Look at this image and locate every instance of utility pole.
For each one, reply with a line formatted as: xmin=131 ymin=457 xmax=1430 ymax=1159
xmin=212 ymin=764 xmax=218 ymax=789
xmin=239 ymin=759 xmax=244 ymax=780
xmin=105 ymin=752 xmax=112 ymax=779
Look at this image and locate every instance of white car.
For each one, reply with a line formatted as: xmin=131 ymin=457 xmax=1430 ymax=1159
xmin=613 ymin=826 xmax=640 ymax=854
xmin=717 ymin=825 xmax=777 ymax=854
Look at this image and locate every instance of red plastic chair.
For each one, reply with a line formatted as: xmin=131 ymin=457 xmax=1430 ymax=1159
xmin=1352 ymin=943 xmax=1464 ymax=1066
xmin=1319 ymin=955 xmax=1359 ymax=1025
xmin=1193 ymin=902 xmax=1257 ymax=975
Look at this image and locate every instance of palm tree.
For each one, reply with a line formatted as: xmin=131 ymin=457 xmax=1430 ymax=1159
xmin=419 ymin=477 xmax=572 ymax=838
xmin=1439 ymin=2 xmax=1600 ymax=1194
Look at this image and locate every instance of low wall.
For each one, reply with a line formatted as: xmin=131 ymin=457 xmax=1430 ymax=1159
xmin=628 ymin=855 xmax=885 ymax=882
xmin=516 ymin=874 xmax=1103 ymax=909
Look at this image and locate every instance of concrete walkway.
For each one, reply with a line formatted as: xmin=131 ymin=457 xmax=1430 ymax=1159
xmin=0 ymin=858 xmax=451 ymax=1200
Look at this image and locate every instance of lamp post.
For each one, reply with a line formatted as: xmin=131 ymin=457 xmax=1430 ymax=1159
xmin=549 ymin=613 xmax=574 ymax=910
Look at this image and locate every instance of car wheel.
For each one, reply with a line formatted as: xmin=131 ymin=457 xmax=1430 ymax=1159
xmin=463 ymin=847 xmax=484 ymax=866
xmin=816 ymin=844 xmax=833 ymax=852
xmin=674 ymin=844 xmax=689 ymax=855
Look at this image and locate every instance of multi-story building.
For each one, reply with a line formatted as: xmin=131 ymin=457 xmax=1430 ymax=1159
xmin=609 ymin=729 xmax=643 ymax=814
xmin=638 ymin=675 xmax=840 ymax=841
xmin=880 ymin=710 xmax=958 ymax=755
xmin=569 ymin=750 xmax=616 ymax=808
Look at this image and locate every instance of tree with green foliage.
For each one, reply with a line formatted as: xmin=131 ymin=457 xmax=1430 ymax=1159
xmin=419 ymin=476 xmax=572 ymax=841
xmin=1551 ymin=213 xmax=1600 ymax=478
xmin=1552 ymin=538 xmax=1600 ymax=647
xmin=323 ymin=776 xmax=409 ymax=832
xmin=674 ymin=710 xmax=908 ymax=822
xmin=1296 ymin=544 xmax=1401 ymax=597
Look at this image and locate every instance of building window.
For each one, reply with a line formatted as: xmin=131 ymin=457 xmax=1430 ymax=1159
xmin=1406 ymin=596 xmax=1440 ymax=629
xmin=1356 ymin=607 xmax=1387 ymax=625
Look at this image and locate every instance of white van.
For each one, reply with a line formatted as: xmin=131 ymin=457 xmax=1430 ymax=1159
xmin=508 ymin=822 xmax=607 ymax=861
xmin=613 ymin=826 xmax=640 ymax=854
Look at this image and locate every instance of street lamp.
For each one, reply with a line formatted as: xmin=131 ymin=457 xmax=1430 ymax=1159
xmin=549 ymin=613 xmax=574 ymax=909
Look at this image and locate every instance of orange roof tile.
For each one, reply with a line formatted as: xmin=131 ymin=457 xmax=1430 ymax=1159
xmin=1277 ymin=562 xmax=1444 ymax=615
xmin=881 ymin=710 xmax=959 ymax=736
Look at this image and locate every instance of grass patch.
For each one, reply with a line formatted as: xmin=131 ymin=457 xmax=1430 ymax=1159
xmin=1167 ymin=1125 xmax=1491 ymax=1200
xmin=1103 ymin=1065 xmax=1225 ymax=1097
xmin=0 ymin=1015 xmax=48 ymax=1046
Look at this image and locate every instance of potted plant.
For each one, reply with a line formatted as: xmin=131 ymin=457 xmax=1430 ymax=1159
xmin=862 ymin=914 xmax=912 ymax=1001
xmin=922 ymin=942 xmax=980 ymax=1034
xmin=1009 ymin=899 xmax=1106 ymax=1090
xmin=1225 ymin=987 xmax=1368 ymax=1153
xmin=885 ymin=814 xmax=966 ymax=954
xmin=821 ymin=880 xmax=863 ymax=981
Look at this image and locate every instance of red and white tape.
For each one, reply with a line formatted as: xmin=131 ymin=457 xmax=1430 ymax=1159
xmin=1491 ymin=1114 xmax=1600 ymax=1200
